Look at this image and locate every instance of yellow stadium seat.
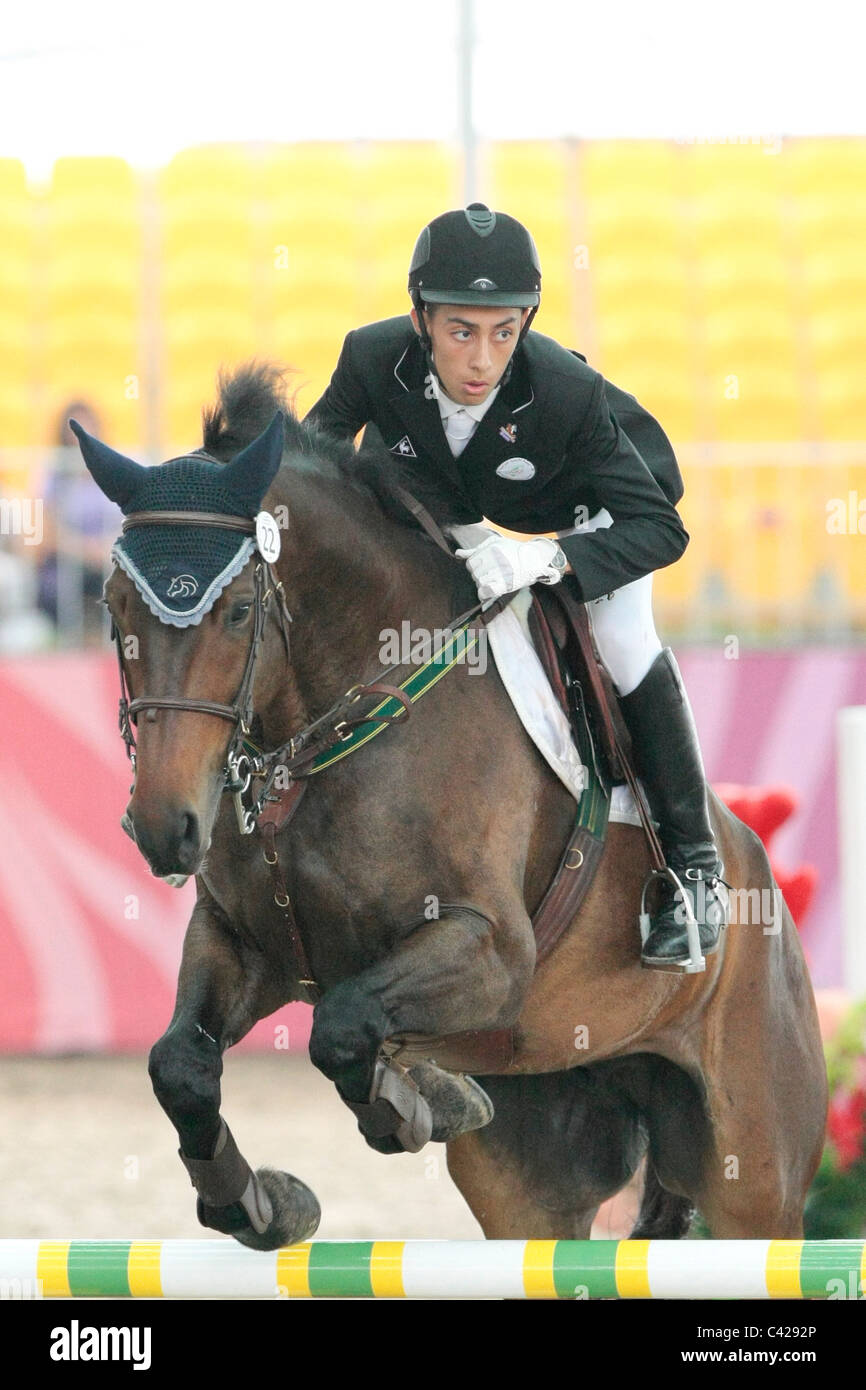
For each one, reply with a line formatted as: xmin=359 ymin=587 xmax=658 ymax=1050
xmin=720 ymin=472 xmax=817 ymax=609
xmin=792 ymin=194 xmax=866 ymax=257
xmin=598 ymin=307 xmax=691 ymax=364
xmin=799 ymin=247 xmax=866 ymax=316
xmin=50 ymin=156 xmax=136 ymax=198
xmin=164 ymin=308 xmax=257 ymax=370
xmin=704 ymin=365 xmax=803 ymax=441
xmin=45 ymin=264 xmax=138 ymax=323
xmin=159 ymin=146 xmax=255 ymax=200
xmin=584 ymin=196 xmax=680 ymax=260
xmin=264 ymin=212 xmax=355 ymax=265
xmin=591 ymin=251 xmax=686 ymax=317
xmin=782 ymin=138 xmax=866 ymax=198
xmin=580 ymin=140 xmax=681 ymax=198
xmin=814 ymin=368 xmax=866 ymax=439
xmin=681 ymin=140 xmax=785 ymax=196
xmin=702 ymin=305 xmax=798 ymax=375
xmin=0 ymin=383 xmax=36 ymax=448
xmin=275 ymin=323 xmax=356 ymax=381
xmin=46 ymin=160 xmax=140 ymax=254
xmin=690 ymin=192 xmax=784 ymax=256
xmin=263 ymin=142 xmax=360 ymax=191
xmin=489 ymin=141 xmax=572 ymax=244
xmin=161 ymin=251 xmax=255 ymax=316
xmin=695 ymin=251 xmax=792 ymax=315
xmin=361 ymin=143 xmax=455 ymax=215
xmin=599 ymin=355 xmax=697 ymax=444
xmin=809 ymin=312 xmax=866 ymax=374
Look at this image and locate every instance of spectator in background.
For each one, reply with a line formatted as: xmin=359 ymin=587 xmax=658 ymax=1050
xmin=36 ymin=401 xmax=119 ymax=646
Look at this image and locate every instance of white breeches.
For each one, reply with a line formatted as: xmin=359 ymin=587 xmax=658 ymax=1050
xmin=575 ymin=508 xmax=663 ymax=697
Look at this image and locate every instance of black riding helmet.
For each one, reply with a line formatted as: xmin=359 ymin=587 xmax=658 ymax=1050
xmin=408 ymin=202 xmax=542 ymax=381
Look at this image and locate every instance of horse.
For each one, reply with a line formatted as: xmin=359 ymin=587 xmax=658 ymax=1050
xmin=74 ymin=362 xmax=827 ymax=1250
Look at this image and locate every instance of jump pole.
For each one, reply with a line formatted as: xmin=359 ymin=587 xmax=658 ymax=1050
xmin=1 ymin=1240 xmax=863 ymax=1299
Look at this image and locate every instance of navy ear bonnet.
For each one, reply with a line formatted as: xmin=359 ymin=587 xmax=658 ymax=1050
xmin=69 ymin=413 xmax=284 ymax=627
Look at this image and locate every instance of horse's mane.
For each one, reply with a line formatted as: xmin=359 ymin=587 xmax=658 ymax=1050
xmin=200 ymin=360 xmax=455 ymax=531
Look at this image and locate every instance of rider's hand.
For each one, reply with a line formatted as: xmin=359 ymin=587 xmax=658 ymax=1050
xmin=455 ymin=534 xmax=567 ymax=601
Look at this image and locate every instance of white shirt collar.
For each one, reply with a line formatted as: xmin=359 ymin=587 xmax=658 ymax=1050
xmin=429 ymin=372 xmax=501 ymax=422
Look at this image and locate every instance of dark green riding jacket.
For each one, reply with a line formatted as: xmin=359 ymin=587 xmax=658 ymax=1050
xmin=305 ymin=315 xmax=689 ymax=602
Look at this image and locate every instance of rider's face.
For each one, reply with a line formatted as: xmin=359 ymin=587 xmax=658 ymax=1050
xmin=410 ymin=303 xmax=531 ymax=406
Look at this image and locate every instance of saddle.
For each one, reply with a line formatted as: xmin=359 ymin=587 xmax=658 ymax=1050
xmin=527 ymin=582 xmax=632 ymax=795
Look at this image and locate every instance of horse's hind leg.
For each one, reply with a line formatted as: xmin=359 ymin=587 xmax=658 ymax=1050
xmin=148 ymin=895 xmax=320 ymax=1251
xmin=446 ymin=1068 xmax=647 ymax=1240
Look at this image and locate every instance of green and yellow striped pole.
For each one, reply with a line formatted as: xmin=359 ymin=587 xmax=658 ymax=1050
xmin=1 ymin=1239 xmax=863 ymax=1299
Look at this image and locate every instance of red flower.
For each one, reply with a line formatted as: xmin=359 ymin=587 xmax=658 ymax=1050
xmin=827 ymin=1088 xmax=866 ymax=1170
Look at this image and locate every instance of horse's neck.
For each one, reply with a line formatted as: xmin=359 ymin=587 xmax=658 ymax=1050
xmin=275 ymin=472 xmax=453 ymax=712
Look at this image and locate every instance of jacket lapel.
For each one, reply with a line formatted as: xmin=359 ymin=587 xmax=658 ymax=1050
xmin=388 ymin=389 xmax=470 ymax=495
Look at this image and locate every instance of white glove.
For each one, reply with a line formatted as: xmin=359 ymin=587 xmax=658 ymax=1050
xmin=455 ymin=534 xmax=566 ymax=600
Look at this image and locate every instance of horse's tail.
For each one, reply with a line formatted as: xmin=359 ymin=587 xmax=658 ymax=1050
xmin=628 ymin=1158 xmax=695 ymax=1239
xmin=202 ymin=360 xmax=296 ymax=461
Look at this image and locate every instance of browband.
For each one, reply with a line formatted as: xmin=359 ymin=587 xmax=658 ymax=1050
xmin=122 ymin=511 xmax=256 ymax=532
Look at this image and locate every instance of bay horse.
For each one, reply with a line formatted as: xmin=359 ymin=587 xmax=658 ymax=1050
xmin=75 ymin=364 xmax=827 ymax=1250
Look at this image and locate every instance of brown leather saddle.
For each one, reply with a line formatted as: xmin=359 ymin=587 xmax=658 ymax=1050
xmin=519 ymin=581 xmax=666 ymax=960
xmin=528 ymin=581 xmax=632 ymax=795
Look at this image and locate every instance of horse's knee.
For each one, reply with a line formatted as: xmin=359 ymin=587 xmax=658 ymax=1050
xmin=308 ymin=981 xmax=389 ymax=1098
xmin=148 ymin=1023 xmax=223 ymax=1123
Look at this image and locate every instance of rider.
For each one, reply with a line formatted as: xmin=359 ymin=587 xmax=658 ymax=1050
xmin=305 ymin=201 xmax=729 ymax=972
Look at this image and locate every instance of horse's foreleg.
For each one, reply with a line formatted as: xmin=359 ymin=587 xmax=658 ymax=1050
xmin=148 ymin=896 xmax=320 ymax=1251
xmin=309 ymin=905 xmax=532 ymax=1152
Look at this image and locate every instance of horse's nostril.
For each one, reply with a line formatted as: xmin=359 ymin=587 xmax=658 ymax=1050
xmin=181 ymin=811 xmax=198 ymax=847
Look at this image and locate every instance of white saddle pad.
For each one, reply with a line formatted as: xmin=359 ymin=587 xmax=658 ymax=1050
xmin=449 ymin=524 xmax=649 ymax=827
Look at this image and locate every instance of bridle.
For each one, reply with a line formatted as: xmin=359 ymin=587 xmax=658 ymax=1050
xmin=112 ymin=510 xmax=296 ymax=831
xmin=111 ymin=499 xmax=504 ymax=837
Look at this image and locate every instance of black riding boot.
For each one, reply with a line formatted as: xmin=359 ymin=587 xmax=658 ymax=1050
xmin=617 ymin=647 xmax=729 ymax=971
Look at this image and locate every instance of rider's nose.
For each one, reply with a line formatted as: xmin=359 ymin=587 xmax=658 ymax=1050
xmin=470 ymin=341 xmax=492 ymax=373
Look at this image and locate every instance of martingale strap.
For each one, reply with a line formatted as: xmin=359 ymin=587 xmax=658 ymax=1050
xmin=306 ymin=621 xmax=481 ymax=775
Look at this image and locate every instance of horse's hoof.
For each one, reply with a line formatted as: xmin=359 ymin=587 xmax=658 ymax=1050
xmin=233 ymin=1168 xmax=321 ymax=1251
xmin=200 ymin=1168 xmax=320 ymax=1252
xmin=407 ymin=1063 xmax=495 ymax=1142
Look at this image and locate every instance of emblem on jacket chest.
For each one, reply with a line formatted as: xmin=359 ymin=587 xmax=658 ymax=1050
xmin=499 ymin=422 xmax=518 ymax=444
xmin=390 ymin=435 xmax=417 ymax=458
xmin=495 ymin=457 xmax=536 ymax=481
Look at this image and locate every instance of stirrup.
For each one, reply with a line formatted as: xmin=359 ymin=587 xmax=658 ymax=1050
xmin=638 ymin=865 xmax=707 ymax=974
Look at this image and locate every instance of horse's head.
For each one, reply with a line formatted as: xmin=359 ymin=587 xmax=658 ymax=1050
xmin=73 ymin=410 xmax=289 ymax=878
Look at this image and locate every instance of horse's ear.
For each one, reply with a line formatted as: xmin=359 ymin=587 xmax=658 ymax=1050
xmin=219 ymin=412 xmax=285 ymax=512
xmin=69 ymin=419 xmax=147 ymax=509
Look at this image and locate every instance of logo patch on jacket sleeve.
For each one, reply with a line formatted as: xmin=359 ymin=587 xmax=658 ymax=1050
xmin=390 ymin=435 xmax=417 ymax=458
xmin=495 ymin=457 xmax=536 ymax=481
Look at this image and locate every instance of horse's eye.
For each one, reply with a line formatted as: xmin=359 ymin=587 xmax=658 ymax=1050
xmin=228 ymin=601 xmax=253 ymax=626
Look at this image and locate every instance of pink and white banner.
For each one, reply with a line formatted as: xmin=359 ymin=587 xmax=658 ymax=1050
xmin=0 ymin=647 xmax=861 ymax=1052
